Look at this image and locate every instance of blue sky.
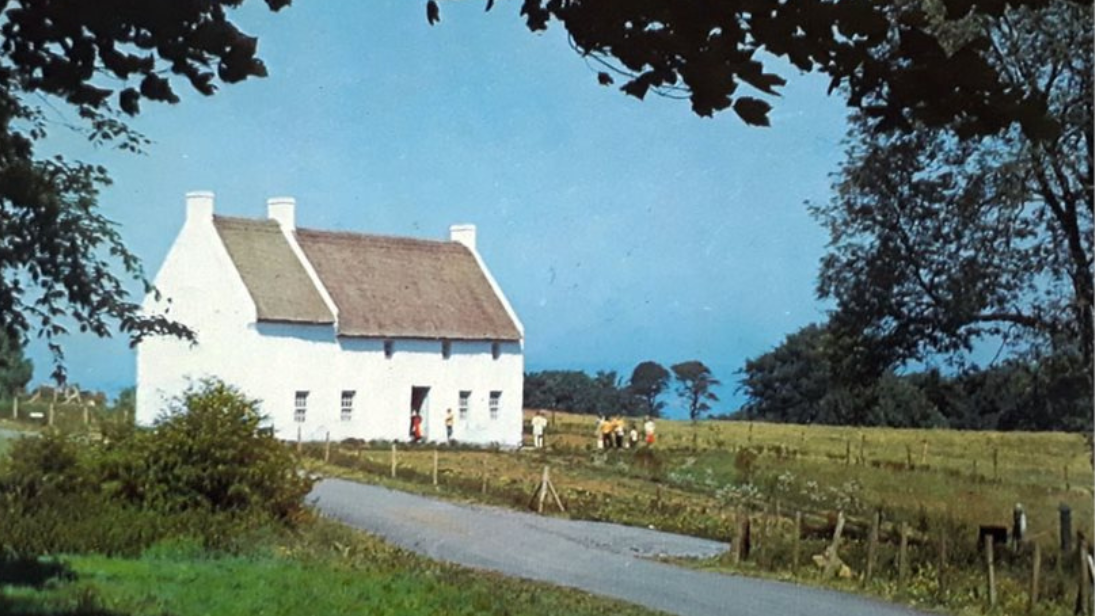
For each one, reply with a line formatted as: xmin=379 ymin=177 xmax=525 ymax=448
xmin=29 ymin=0 xmax=849 ymax=416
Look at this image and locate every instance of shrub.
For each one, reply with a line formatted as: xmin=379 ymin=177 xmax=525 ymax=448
xmin=141 ymin=379 xmax=313 ymax=521
xmin=0 ymin=379 xmax=312 ymax=556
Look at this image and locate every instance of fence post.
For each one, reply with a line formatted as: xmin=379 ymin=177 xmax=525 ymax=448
xmin=48 ymin=402 xmax=55 ymax=427
xmin=11 ymin=395 xmax=17 ymax=420
xmin=324 ymin=432 xmax=331 ymax=463
xmin=735 ymin=511 xmax=751 ymax=563
xmin=905 ymin=444 xmax=913 ymax=470
xmin=992 ymin=446 xmax=999 ymax=481
xmin=822 ymin=511 xmax=847 ymax=578
xmin=296 ymin=426 xmax=302 ymax=453
xmin=859 ymin=433 xmax=866 ymax=465
xmin=845 ymin=439 xmax=851 ymax=466
xmin=1028 ymin=542 xmax=1040 ymax=614
xmin=986 ymin=536 xmax=997 ymax=609
xmin=758 ymin=506 xmax=771 ymax=567
xmin=732 ymin=509 xmax=742 ymax=565
xmin=1079 ymin=536 xmax=1091 ymax=616
xmin=792 ymin=511 xmax=802 ymax=572
xmin=865 ymin=510 xmax=880 ymax=583
xmin=432 ymin=448 xmax=439 ymax=486
xmin=536 ymin=466 xmax=548 ymax=512
xmin=920 ymin=440 xmax=928 ymax=466
xmin=83 ymin=404 xmax=89 ymax=425
xmin=898 ymin=522 xmax=910 ymax=594
xmin=1065 ymin=464 xmax=1071 ymax=491
xmin=390 ymin=442 xmax=397 ymax=478
xmin=937 ymin=526 xmax=948 ymax=597
xmin=480 ymin=456 xmax=487 ymax=494
xmin=1061 ymin=504 xmax=1073 ymax=554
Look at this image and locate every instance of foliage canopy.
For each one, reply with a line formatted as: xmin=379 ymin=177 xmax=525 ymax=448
xmin=430 ymin=0 xmax=1086 ymax=135
xmin=0 ymin=0 xmax=290 ymax=380
xmin=813 ymin=1 xmax=1092 ymax=380
xmin=671 ymin=360 xmax=720 ymax=422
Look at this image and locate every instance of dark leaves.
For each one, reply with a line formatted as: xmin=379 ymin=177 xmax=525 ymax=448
xmin=620 ymin=75 xmax=651 ymax=100
xmin=732 ymin=97 xmax=772 ymax=127
xmin=520 ymin=0 xmax=549 ymax=31
xmin=118 ymin=88 xmax=140 ymax=115
xmin=139 ymin=74 xmax=178 ymax=104
xmin=597 ymin=72 xmax=613 ymax=86
xmin=427 ymin=0 xmax=440 ymax=25
xmin=485 ymin=0 xmax=495 ymax=12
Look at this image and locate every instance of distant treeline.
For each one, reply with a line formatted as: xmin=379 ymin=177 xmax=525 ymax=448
xmin=737 ymin=324 xmax=1092 ymax=432
xmin=527 ymin=326 xmax=1091 ymax=433
xmin=524 ymin=360 xmax=720 ymax=420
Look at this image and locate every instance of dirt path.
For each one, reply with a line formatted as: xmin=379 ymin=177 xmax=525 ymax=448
xmin=310 ymin=479 xmax=930 ymax=616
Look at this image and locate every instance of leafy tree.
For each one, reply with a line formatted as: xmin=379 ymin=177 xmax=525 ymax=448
xmin=739 ymin=323 xmax=1090 ymax=430
xmin=0 ymin=332 xmax=32 ymax=398
xmin=671 ymin=361 xmax=719 ymax=422
xmin=0 ymin=1 xmax=291 ymax=380
xmin=870 ymin=372 xmax=945 ymax=428
xmin=813 ymin=2 xmax=1092 ymax=384
xmin=739 ymin=324 xmax=834 ymax=424
xmin=523 ymin=369 xmax=636 ymax=416
xmin=140 ymin=379 xmax=311 ymax=520
xmin=427 ymin=0 xmax=1073 ymax=135
xmin=627 ymin=361 xmax=669 ymax=418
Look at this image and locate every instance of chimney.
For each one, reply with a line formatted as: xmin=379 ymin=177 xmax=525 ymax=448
xmin=267 ymin=196 xmax=296 ymax=230
xmin=185 ymin=191 xmax=214 ymax=223
xmin=449 ymin=224 xmax=476 ymax=251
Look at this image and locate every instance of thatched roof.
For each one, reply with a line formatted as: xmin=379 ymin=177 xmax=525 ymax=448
xmin=213 ymin=217 xmax=335 ymax=324
xmin=295 ymin=229 xmax=521 ymax=341
xmin=211 ymin=215 xmax=520 ymax=341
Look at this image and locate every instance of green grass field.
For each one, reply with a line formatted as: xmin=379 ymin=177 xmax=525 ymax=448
xmin=0 ymin=517 xmax=663 ymax=616
xmin=309 ymin=410 xmax=1094 ymax=616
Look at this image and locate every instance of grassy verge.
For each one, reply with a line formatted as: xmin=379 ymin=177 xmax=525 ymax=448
xmin=302 ymin=410 xmax=1094 ymax=616
xmin=0 ymin=516 xmax=667 ymax=616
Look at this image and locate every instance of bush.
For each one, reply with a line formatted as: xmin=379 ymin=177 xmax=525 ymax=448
xmin=0 ymin=379 xmax=312 ymax=556
xmin=141 ymin=379 xmax=313 ymax=521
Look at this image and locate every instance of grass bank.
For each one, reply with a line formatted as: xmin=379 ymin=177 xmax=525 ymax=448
xmin=305 ymin=410 xmax=1094 ymax=616
xmin=0 ymin=517 xmax=665 ymax=616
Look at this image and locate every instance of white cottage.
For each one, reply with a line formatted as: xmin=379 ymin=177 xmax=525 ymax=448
xmin=136 ymin=191 xmax=524 ymax=446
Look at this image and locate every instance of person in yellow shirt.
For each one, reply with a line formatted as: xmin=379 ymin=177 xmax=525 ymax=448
xmin=600 ymin=415 xmax=615 ymax=449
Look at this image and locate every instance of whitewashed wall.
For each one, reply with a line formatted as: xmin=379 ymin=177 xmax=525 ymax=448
xmin=137 ymin=195 xmax=524 ymax=447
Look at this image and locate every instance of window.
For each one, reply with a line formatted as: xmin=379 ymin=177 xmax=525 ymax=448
xmin=458 ymin=390 xmax=470 ymax=420
xmin=489 ymin=391 xmax=501 ymax=420
xmin=384 ymin=340 xmax=394 ymax=359
xmin=442 ymin=340 xmax=452 ymax=360
xmin=491 ymin=342 xmax=501 ymax=360
xmin=294 ymin=391 xmax=308 ymax=423
xmin=340 ymin=390 xmax=355 ymax=422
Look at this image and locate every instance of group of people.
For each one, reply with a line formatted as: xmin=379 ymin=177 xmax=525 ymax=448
xmin=596 ymin=415 xmax=656 ymax=449
xmin=409 ymin=408 xmax=457 ymax=444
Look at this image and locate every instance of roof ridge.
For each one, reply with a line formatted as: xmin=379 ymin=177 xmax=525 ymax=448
xmin=296 ymin=226 xmax=458 ymax=248
xmin=213 ymin=214 xmax=278 ymax=227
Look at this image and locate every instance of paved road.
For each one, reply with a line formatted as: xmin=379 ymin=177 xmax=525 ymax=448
xmin=310 ymin=479 xmax=930 ymax=616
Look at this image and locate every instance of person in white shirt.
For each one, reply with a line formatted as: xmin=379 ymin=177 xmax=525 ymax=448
xmin=643 ymin=417 xmax=656 ymax=446
xmin=531 ymin=411 xmax=548 ymax=449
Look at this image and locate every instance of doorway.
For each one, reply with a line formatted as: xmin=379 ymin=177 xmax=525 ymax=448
xmin=410 ymin=386 xmax=430 ymax=442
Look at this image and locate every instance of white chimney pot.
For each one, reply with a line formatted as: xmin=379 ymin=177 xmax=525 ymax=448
xmin=185 ymin=191 xmax=214 ymax=223
xmin=268 ymin=196 xmax=296 ymax=230
xmin=450 ymin=224 xmax=477 ymax=251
